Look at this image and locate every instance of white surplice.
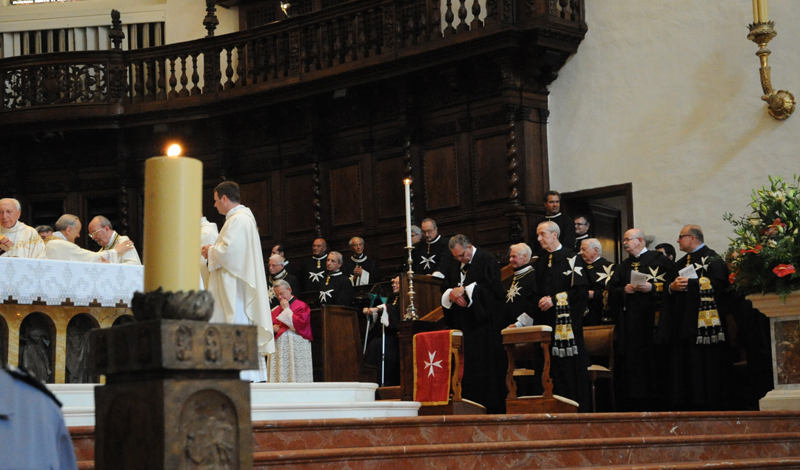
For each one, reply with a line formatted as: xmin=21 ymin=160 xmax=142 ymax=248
xmin=0 ymin=221 xmax=45 ymax=259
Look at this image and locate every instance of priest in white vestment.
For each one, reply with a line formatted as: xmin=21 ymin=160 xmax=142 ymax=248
xmin=45 ymin=214 xmax=135 ymax=262
xmin=202 ymin=181 xmax=274 ymax=382
xmin=269 ymin=280 xmax=313 ymax=383
xmin=0 ymin=198 xmax=46 ymax=259
xmin=200 ymin=216 xmax=219 ymax=290
xmin=87 ymin=216 xmax=142 ymax=265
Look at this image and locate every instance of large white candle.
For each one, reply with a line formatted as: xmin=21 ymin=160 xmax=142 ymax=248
xmin=753 ymin=0 xmax=760 ymax=23
xmin=759 ymin=0 xmax=768 ymax=22
xmin=143 ymin=148 xmax=203 ymax=292
xmin=403 ymin=178 xmax=412 ymax=247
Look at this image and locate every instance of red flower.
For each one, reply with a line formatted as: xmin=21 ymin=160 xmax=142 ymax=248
xmin=729 ymin=272 xmax=737 ymax=284
xmin=766 ymin=218 xmax=786 ymax=236
xmin=773 ymin=264 xmax=796 ymax=278
xmin=740 ymin=244 xmax=763 ymax=254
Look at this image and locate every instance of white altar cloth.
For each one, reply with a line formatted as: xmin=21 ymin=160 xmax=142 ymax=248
xmin=0 ymin=257 xmax=143 ymax=306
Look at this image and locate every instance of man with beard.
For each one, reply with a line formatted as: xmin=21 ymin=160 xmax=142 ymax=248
xmin=412 ymin=218 xmax=452 ymax=277
xmin=440 ymin=234 xmax=506 ymax=413
xmin=529 ymin=221 xmax=591 ymax=411
xmin=608 ymin=228 xmax=674 ymax=410
xmin=580 ymin=238 xmax=616 ymax=326
xmin=663 ymin=225 xmax=730 ymax=410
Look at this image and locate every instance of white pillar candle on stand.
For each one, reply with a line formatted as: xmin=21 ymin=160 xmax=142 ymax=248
xmin=403 ymin=178 xmax=412 ymax=247
xmin=143 ymin=147 xmax=203 ymax=292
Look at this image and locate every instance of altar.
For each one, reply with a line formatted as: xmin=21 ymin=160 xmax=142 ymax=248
xmin=0 ymin=257 xmax=142 ymax=383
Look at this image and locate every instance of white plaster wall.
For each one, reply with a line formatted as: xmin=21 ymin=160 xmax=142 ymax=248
xmin=548 ymin=0 xmax=800 ymax=255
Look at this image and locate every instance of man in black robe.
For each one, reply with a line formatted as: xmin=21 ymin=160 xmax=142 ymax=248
xmin=608 ymin=228 xmax=675 ymax=411
xmin=272 ymin=244 xmax=300 ymax=278
xmin=579 ymin=238 xmax=616 ymax=326
xmin=574 ymin=214 xmax=590 ymax=251
xmin=531 ymin=221 xmax=591 ymax=412
xmin=504 ymin=243 xmax=537 ymax=328
xmin=535 ymin=191 xmax=575 ymax=258
xmin=412 ymin=218 xmax=453 ymax=277
xmin=362 ymin=276 xmax=402 ymax=386
xmin=441 ymin=234 xmax=506 ymax=413
xmin=301 ymin=238 xmax=328 ymax=292
xmin=344 ymin=237 xmax=380 ymax=286
xmin=268 ymin=254 xmax=301 ymax=303
xmin=318 ymin=251 xmax=353 ymax=307
xmin=663 ymin=225 xmax=730 ymax=410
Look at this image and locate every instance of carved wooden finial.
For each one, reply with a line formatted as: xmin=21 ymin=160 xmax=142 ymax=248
xmin=203 ymin=0 xmax=219 ymax=38
xmin=109 ymin=10 xmax=125 ymax=50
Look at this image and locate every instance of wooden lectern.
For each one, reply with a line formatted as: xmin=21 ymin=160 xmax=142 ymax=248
xmin=310 ymin=304 xmax=365 ymax=382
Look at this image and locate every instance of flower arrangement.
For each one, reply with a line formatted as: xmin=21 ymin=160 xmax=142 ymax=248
xmin=725 ymin=175 xmax=800 ymax=299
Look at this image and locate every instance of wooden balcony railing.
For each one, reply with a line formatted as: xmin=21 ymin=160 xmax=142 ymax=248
xmin=0 ymin=0 xmax=585 ymax=122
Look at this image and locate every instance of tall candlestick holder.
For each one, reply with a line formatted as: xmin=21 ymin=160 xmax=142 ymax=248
xmin=747 ymin=21 xmax=795 ymax=120
xmin=403 ymin=245 xmax=418 ymax=321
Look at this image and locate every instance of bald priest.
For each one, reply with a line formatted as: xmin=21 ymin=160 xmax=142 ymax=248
xmin=45 ymin=214 xmax=134 ymax=262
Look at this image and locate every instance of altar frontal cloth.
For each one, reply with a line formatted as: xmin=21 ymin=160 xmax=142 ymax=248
xmin=413 ymin=330 xmax=461 ymax=405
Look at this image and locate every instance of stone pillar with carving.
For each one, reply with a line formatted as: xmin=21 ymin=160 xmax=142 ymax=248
xmin=91 ymin=290 xmax=257 ymax=469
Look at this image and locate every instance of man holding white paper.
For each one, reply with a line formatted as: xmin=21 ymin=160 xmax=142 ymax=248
xmin=202 ymin=181 xmax=274 ymax=382
xmin=504 ymin=243 xmax=537 ymax=328
xmin=608 ymin=228 xmax=675 ymax=410
xmin=440 ymin=234 xmax=506 ymax=413
xmin=662 ymin=225 xmax=729 ymax=410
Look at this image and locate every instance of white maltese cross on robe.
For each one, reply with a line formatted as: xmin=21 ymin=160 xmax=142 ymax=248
xmin=424 ymin=350 xmax=444 ymax=377
xmin=420 ymin=255 xmax=436 ymax=270
xmin=694 ymin=256 xmax=710 ymax=274
xmin=647 ymin=266 xmax=666 ymax=283
xmin=595 ymin=264 xmax=615 ymax=286
xmin=319 ymin=289 xmax=334 ymax=303
xmin=563 ymin=256 xmax=584 ymax=277
xmin=506 ymin=281 xmax=522 ymax=303
xmin=308 ymin=271 xmax=325 ymax=283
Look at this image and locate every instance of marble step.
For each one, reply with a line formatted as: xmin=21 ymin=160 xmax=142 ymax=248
xmin=51 ymin=382 xmax=420 ymax=427
xmin=252 ymin=411 xmax=800 ymax=452
xmin=252 ymin=432 xmax=800 ymax=469
xmin=558 ymin=458 xmax=800 ymax=470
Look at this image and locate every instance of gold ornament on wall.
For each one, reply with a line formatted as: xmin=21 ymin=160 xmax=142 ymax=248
xmin=747 ymin=0 xmax=795 ymax=120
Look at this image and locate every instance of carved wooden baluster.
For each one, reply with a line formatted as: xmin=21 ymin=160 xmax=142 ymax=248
xmin=190 ymin=52 xmax=201 ymax=95
xmin=313 ymin=157 xmax=323 ymax=238
xmin=157 ymin=58 xmax=167 ymax=100
xmin=368 ymin=9 xmax=379 ymax=55
xmin=179 ymin=54 xmax=189 ymax=97
xmin=203 ymin=48 xmax=217 ymax=93
xmin=321 ymin=22 xmax=331 ymax=68
xmin=418 ymin=7 xmax=427 ymax=43
xmin=569 ymin=0 xmax=580 ymax=21
xmin=444 ymin=0 xmax=456 ymax=35
xmin=457 ymin=0 xmax=469 ymax=32
xmin=168 ymin=56 xmax=178 ymax=99
xmin=394 ymin=3 xmax=403 ymax=47
xmin=333 ymin=19 xmax=343 ymax=65
xmin=485 ymin=0 xmax=497 ymax=23
xmin=247 ymin=40 xmax=257 ymax=85
xmin=558 ymin=0 xmax=567 ymax=19
xmin=470 ymin=0 xmax=482 ymax=29
xmin=357 ymin=12 xmax=366 ymax=59
xmin=406 ymin=11 xmax=416 ymax=47
xmin=267 ymin=36 xmax=277 ymax=80
xmin=506 ymin=105 xmax=520 ymax=207
xmin=430 ymin=0 xmax=441 ymax=40
xmin=133 ymin=61 xmax=144 ymax=103
xmin=236 ymin=43 xmax=246 ymax=87
xmin=143 ymin=59 xmax=155 ymax=102
xmin=278 ymin=33 xmax=289 ymax=77
xmin=310 ymin=25 xmax=320 ymax=72
xmin=223 ymin=46 xmax=235 ymax=89
xmin=299 ymin=28 xmax=310 ymax=73
xmin=345 ymin=14 xmax=356 ymax=62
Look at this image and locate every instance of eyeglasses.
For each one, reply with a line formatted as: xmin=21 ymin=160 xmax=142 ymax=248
xmin=678 ymin=234 xmax=693 ymax=239
xmin=88 ymin=228 xmax=104 ymax=239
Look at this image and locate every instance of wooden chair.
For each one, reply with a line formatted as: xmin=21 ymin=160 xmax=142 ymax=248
xmin=501 ymin=325 xmax=579 ymax=413
xmin=582 ymin=324 xmax=616 ymax=412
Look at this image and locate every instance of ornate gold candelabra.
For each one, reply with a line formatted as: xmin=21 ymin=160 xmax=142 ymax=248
xmin=403 ymin=245 xmax=418 ymax=321
xmin=747 ymin=21 xmax=795 ymax=120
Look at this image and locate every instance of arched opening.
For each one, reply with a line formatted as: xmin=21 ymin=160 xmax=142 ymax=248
xmin=0 ymin=315 xmax=8 ymax=366
xmin=112 ymin=314 xmax=136 ymax=327
xmin=18 ymin=312 xmax=56 ymax=383
xmin=66 ymin=313 xmax=100 ymax=383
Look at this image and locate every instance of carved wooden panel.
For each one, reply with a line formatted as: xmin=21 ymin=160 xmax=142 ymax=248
xmin=423 ymin=144 xmax=459 ymax=212
xmin=375 ymin=154 xmax=405 ymax=220
xmin=474 ymin=133 xmax=508 ymax=204
xmin=283 ymin=170 xmax=316 ymax=234
xmin=329 ymin=162 xmax=363 ymax=227
xmin=239 ymin=180 xmax=271 ymax=237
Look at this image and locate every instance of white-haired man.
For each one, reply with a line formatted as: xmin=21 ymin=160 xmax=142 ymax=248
xmin=608 ymin=228 xmax=675 ymax=411
xmin=505 ymin=243 xmax=537 ymax=328
xmin=0 ymin=198 xmax=45 ymax=259
xmin=267 ymin=254 xmax=300 ymax=301
xmin=532 ymin=220 xmax=591 ymax=411
xmin=580 ymin=238 xmax=615 ymax=326
xmin=343 ymin=236 xmax=380 ymax=286
xmin=45 ymin=214 xmax=133 ymax=262
xmin=317 ymin=251 xmax=353 ymax=306
xmin=86 ymin=216 xmax=141 ymax=265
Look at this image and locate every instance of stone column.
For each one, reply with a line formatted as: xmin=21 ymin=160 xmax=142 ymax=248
xmin=750 ymin=294 xmax=800 ymax=411
xmin=91 ymin=290 xmax=258 ymax=469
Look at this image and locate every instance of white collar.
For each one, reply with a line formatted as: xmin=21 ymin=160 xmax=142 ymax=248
xmin=428 ymin=235 xmax=441 ymax=245
xmin=54 ymin=231 xmax=68 ymax=241
xmin=545 ymin=213 xmax=562 ymax=219
xmin=225 ymin=204 xmax=245 ymax=220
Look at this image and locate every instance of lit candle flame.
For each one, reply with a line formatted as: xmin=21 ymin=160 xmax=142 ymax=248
xmin=167 ymin=144 xmax=181 ymax=157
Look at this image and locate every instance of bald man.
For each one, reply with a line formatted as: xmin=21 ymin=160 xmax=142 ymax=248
xmin=87 ymin=216 xmax=141 ymax=265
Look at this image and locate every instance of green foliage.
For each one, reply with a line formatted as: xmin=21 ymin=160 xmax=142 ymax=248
xmin=725 ymin=175 xmax=800 ymax=298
